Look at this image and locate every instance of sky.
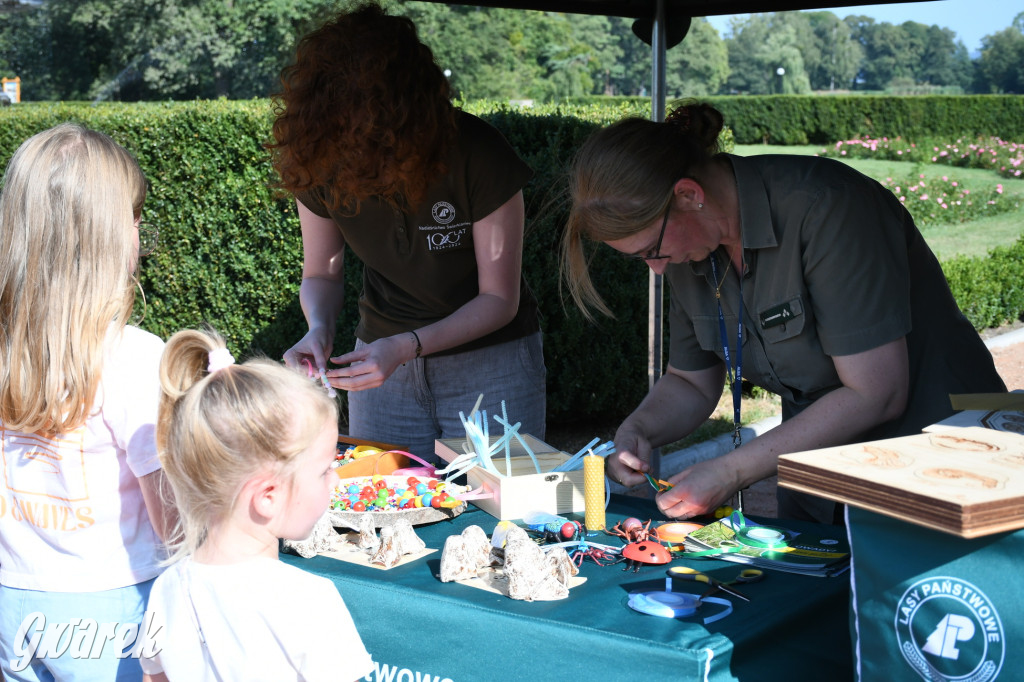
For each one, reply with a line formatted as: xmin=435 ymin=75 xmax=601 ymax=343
xmin=704 ymin=0 xmax=1022 ymax=56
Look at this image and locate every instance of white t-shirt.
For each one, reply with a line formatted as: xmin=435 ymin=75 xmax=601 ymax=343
xmin=0 ymin=325 xmax=165 ymax=591
xmin=140 ymin=557 xmax=374 ymax=682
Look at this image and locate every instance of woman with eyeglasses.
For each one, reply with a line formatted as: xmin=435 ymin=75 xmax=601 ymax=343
xmin=562 ymin=101 xmax=1005 ymax=524
xmin=0 ymin=124 xmax=171 ymax=679
xmin=269 ymin=2 xmax=545 ymax=463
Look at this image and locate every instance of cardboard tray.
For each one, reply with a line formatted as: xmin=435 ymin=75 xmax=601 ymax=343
xmin=436 ymin=434 xmax=585 ymax=521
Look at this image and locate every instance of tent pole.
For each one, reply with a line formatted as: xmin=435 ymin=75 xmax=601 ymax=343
xmin=647 ymin=0 xmax=667 ymax=484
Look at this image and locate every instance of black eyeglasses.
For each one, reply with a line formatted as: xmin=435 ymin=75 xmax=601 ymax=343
xmin=137 ymin=221 xmax=159 ymax=256
xmin=625 ymin=203 xmax=671 ymax=261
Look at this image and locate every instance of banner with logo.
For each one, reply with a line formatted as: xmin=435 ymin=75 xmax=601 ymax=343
xmin=846 ymin=507 xmax=1014 ymax=682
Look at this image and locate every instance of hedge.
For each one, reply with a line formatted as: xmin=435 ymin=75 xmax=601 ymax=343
xmin=562 ymin=95 xmax=1024 ymax=145
xmin=0 ymin=98 xmax=1020 ymax=426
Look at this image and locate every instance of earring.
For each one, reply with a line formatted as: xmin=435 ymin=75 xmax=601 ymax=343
xmin=698 ymin=202 xmax=704 ymax=209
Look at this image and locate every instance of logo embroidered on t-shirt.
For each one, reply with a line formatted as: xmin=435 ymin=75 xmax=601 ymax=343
xmin=426 ymin=227 xmax=468 ymax=251
xmin=431 ymin=201 xmax=456 ymax=225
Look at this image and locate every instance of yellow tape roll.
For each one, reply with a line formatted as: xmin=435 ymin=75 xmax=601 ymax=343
xmin=584 ymin=455 xmax=606 ymax=531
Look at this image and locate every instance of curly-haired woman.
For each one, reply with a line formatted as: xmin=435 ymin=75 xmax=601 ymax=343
xmin=270 ymin=2 xmax=546 ymax=462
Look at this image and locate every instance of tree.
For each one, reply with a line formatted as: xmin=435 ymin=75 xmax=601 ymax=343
xmin=724 ymin=13 xmax=811 ymax=95
xmin=402 ymin=4 xmax=571 ymax=100
xmin=975 ymin=23 xmax=1024 ymax=93
xmin=598 ymin=17 xmax=727 ymax=98
xmin=665 ymin=17 xmax=728 ymax=97
xmin=538 ymin=13 xmax=621 ymax=100
xmin=9 ymin=0 xmax=336 ymax=101
xmin=804 ymin=11 xmax=862 ymax=91
xmin=847 ymin=17 xmax=911 ymax=90
xmin=603 ymin=16 xmax=652 ymax=96
xmin=0 ymin=2 xmax=58 ymax=99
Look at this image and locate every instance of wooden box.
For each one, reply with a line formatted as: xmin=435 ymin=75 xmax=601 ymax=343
xmin=435 ymin=434 xmax=585 ymax=521
xmin=334 ymin=436 xmax=408 ymax=479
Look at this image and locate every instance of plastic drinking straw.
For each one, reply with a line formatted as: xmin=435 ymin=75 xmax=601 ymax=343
xmin=502 ymin=401 xmax=512 ymax=476
xmin=553 ymin=440 xmax=614 ymax=472
xmin=462 ymin=393 xmax=484 ymax=452
xmin=492 ymin=414 xmax=540 ymax=474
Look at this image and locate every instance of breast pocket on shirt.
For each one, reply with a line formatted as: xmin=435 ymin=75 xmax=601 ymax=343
xmin=757 ymin=296 xmax=805 ymax=343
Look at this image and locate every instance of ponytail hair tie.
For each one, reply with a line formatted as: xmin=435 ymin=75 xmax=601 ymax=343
xmin=666 ymin=106 xmax=692 ymax=133
xmin=207 ymin=347 xmax=235 ymax=374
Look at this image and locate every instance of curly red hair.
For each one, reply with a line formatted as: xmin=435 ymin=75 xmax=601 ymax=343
xmin=268 ymin=2 xmax=457 ymax=213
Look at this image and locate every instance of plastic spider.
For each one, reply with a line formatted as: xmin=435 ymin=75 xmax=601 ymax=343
xmin=566 ymin=540 xmax=621 ymax=567
xmin=605 ymin=517 xmax=653 ymax=544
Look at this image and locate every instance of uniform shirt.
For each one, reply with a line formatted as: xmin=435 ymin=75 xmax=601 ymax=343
xmin=666 ymin=154 xmax=1004 ymax=440
xmin=139 ymin=557 xmax=374 ymax=681
xmin=298 ymin=111 xmax=539 ymax=356
xmin=0 ymin=325 xmax=165 ymax=591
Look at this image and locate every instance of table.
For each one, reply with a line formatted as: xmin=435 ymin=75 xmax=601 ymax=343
xmin=284 ymin=495 xmax=853 ymax=682
xmin=846 ymin=507 xmax=1021 ymax=682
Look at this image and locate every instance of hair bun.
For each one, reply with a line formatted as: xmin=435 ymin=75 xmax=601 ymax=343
xmin=665 ymin=106 xmax=692 ymax=133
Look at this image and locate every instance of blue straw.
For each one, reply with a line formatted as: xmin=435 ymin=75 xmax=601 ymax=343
xmin=552 ymin=440 xmax=614 ymax=472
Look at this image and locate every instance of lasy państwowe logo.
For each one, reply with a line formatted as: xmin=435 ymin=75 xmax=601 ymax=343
xmin=894 ymin=576 xmax=1004 ymax=682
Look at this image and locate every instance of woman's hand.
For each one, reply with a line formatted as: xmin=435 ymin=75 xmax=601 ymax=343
xmin=283 ymin=325 xmax=335 ymax=373
xmin=608 ymin=424 xmax=653 ymax=488
xmin=326 ymin=333 xmax=416 ymax=391
xmin=656 ymin=459 xmax=739 ymax=519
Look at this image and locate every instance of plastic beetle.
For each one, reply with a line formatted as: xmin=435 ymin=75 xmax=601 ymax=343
xmin=621 ymin=541 xmax=672 ymax=572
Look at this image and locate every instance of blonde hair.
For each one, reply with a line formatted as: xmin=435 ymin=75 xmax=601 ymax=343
xmin=157 ymin=328 xmax=338 ymax=558
xmin=561 ymin=101 xmax=723 ymax=319
xmin=0 ymin=123 xmax=147 ymax=434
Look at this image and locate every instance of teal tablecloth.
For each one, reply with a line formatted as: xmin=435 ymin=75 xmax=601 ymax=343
xmin=847 ymin=507 xmax=1020 ymax=682
xmin=284 ymin=495 xmax=852 ymax=682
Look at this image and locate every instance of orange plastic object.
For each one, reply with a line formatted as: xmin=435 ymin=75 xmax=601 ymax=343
xmin=334 ymin=436 xmax=409 ymax=479
xmin=654 ymin=522 xmax=704 ymax=543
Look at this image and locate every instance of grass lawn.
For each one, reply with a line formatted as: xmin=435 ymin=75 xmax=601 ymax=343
xmin=734 ymin=143 xmax=1024 ymax=260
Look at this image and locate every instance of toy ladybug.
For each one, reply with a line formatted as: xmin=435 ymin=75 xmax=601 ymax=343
xmin=621 ymin=541 xmax=672 ymax=572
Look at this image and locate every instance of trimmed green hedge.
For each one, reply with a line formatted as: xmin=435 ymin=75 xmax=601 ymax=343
xmin=563 ymin=95 xmax=1024 ymax=145
xmin=0 ymin=101 xmax=312 ymax=358
xmin=0 ymin=99 xmax=1020 ymax=426
xmin=943 ymin=238 xmax=1024 ymax=330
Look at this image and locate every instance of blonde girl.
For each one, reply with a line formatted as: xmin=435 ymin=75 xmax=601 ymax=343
xmin=139 ymin=328 xmax=372 ymax=681
xmin=0 ymin=124 xmax=170 ymax=681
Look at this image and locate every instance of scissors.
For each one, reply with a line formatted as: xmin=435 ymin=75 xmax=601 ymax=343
xmin=666 ymin=566 xmax=758 ymax=602
xmin=723 ymin=568 xmax=765 ymax=587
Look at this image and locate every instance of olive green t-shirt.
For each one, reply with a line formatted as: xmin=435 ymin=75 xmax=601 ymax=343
xmin=297 ymin=112 xmax=539 ymax=355
xmin=666 ymin=154 xmax=1004 ymax=440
